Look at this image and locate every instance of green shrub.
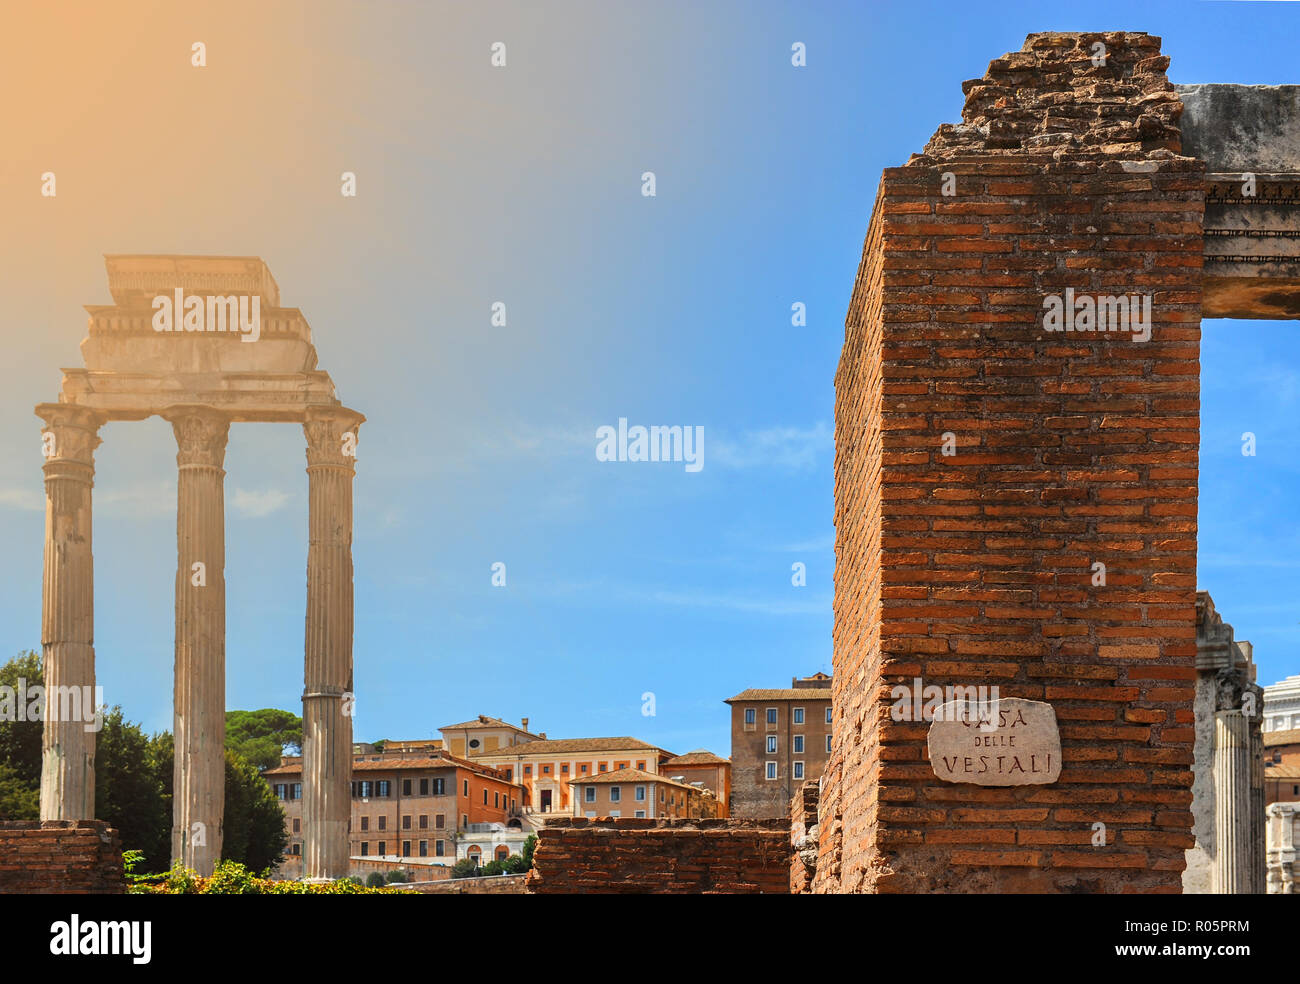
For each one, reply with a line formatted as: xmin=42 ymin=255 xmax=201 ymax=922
xmin=386 ymin=869 xmax=408 ymax=883
xmin=522 ymin=834 xmax=538 ymax=868
xmin=451 ymin=857 xmax=478 ymax=879
xmin=366 ymin=871 xmax=387 ymax=888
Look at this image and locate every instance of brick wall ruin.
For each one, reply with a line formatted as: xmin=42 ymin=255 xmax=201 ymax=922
xmin=0 ymin=821 xmax=125 ymax=894
xmin=818 ymin=32 xmax=1202 ymax=893
xmin=525 ymin=817 xmax=791 ymax=894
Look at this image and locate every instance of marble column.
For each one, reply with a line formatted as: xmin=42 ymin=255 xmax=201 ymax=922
xmin=302 ymin=407 xmax=364 ymax=880
xmin=1213 ymin=710 xmax=1252 ymax=893
xmin=165 ymin=407 xmax=229 ymax=874
xmin=35 ymin=404 xmax=105 ymax=820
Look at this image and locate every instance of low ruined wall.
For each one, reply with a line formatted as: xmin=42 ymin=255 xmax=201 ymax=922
xmin=790 ymin=781 xmax=820 ymax=894
xmin=526 ymin=817 xmax=791 ymax=894
xmin=0 ymin=820 xmax=125 ymax=894
xmin=406 ymin=873 xmax=527 ymax=894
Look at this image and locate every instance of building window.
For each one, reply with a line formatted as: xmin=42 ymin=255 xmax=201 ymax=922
xmin=361 ymin=816 xmax=369 ymax=831
xmin=358 ymin=780 xmax=372 ymax=798
xmin=504 ymin=768 xmax=513 ymax=781
xmin=766 ymin=762 xmax=778 ymax=781
xmin=402 ymin=815 xmax=411 ymax=830
xmin=524 ymin=766 xmax=531 ymax=775
xmin=469 ymin=739 xmax=480 ymax=749
xmin=419 ymin=814 xmax=428 ymax=829
xmin=292 ymin=783 xmax=301 ymax=800
xmin=483 ymin=788 xmax=488 ymax=804
xmin=292 ymin=844 xmax=300 ymax=856
xmin=561 ymin=763 xmax=568 ymax=774
xmin=361 ymin=842 xmax=369 ymax=855
xmin=826 ymin=706 xmax=832 ymax=724
xmin=435 ymin=840 xmax=445 ymax=857
xmin=420 ymin=778 xmax=429 ymax=795
xmin=461 ymin=814 xmax=468 ymax=828
xmin=433 ymin=778 xmax=445 ymax=795
xmin=463 ymin=779 xmax=469 ymax=796
xmin=273 ymin=784 xmax=284 ymax=799
xmin=585 ymin=786 xmax=596 ymax=803
xmin=766 ymin=708 xmax=778 ymax=727
xmin=767 ymin=735 xmax=777 ymax=755
xmin=542 ymin=765 xmax=550 ymax=774
xmin=402 ymin=779 xmax=412 ymax=796
xmin=376 ymin=781 xmax=390 ymax=797
xmin=636 ymin=786 xmax=646 ymax=801
xmin=793 ymin=735 xmax=804 ymax=754
xmin=636 ymin=760 xmax=645 ymax=770
xmin=419 ymin=840 xmax=428 ymax=857
xmin=745 ymin=708 xmax=756 ymax=725
xmin=794 ymin=707 xmax=805 ymax=725
xmin=378 ymin=816 xmax=386 ymax=831
xmin=660 ymin=789 xmax=665 ymax=802
xmin=610 ymin=787 xmax=621 ymax=802
xmin=378 ymin=841 xmax=386 ymax=855
xmin=402 ymin=840 xmax=411 ymax=857
xmin=635 ymin=810 xmax=646 ymax=818
xmin=794 ymin=762 xmax=805 ymax=780
xmin=292 ymin=818 xmax=300 ymax=833
xmin=826 ymin=735 xmax=833 ymax=753
xmin=435 ymin=814 xmax=445 ymax=829
xmin=580 ymin=764 xmax=588 ymax=774
xmin=494 ymin=792 xmax=500 ymax=808
xmin=599 ymin=763 xmax=607 ymax=773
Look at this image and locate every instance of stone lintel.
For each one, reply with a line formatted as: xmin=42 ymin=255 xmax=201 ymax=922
xmin=55 ymin=369 xmax=343 ymax=422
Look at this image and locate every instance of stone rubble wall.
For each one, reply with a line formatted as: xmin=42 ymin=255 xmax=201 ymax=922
xmin=525 ymin=817 xmax=791 ymax=894
xmin=0 ymin=820 xmax=125 ymax=894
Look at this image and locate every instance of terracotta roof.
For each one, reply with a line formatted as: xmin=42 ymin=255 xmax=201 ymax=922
xmin=264 ymin=754 xmax=514 ymax=784
xmin=470 ymin=737 xmax=669 ymax=758
xmin=439 ymin=715 xmax=538 ymax=735
xmin=1265 ymin=764 xmax=1300 ymax=779
xmin=566 ymin=767 xmax=705 ymax=794
xmin=661 ymin=750 xmax=729 ymax=766
xmin=725 ymin=688 xmax=834 ymax=703
xmin=1264 ymin=729 xmax=1300 ymax=748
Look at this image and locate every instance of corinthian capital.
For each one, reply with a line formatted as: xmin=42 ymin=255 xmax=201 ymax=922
xmin=35 ymin=403 xmax=105 ymax=468
xmin=304 ymin=407 xmax=365 ymax=468
xmin=164 ymin=407 xmax=230 ymax=469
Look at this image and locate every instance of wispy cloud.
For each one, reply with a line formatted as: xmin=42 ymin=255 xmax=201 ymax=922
xmin=98 ymin=481 xmax=175 ymax=518
xmin=0 ymin=488 xmax=43 ymax=511
xmin=709 ymin=422 xmax=832 ymax=471
xmin=479 ymin=419 xmax=832 ymax=473
xmin=231 ymin=488 xmax=290 ymax=518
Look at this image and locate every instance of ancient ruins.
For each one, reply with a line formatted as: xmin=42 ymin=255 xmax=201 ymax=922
xmin=37 ymin=256 xmax=362 ymax=878
xmin=814 ymin=32 xmax=1298 ymax=893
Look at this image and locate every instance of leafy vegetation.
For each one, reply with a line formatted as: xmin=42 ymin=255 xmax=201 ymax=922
xmin=130 ymin=859 xmax=412 ymax=895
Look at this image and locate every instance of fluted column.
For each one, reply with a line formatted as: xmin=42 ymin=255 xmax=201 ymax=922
xmin=35 ymin=403 xmax=105 ymax=820
xmin=302 ymin=406 xmax=364 ymax=880
xmin=165 ymin=407 xmax=229 ymax=874
xmin=1213 ymin=710 xmax=1252 ymax=893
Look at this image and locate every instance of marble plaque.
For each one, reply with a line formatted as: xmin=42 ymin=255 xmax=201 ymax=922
xmin=926 ymin=697 xmax=1061 ymax=786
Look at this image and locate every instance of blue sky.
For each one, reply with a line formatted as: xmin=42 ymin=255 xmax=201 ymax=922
xmin=0 ymin=0 xmax=1296 ymax=759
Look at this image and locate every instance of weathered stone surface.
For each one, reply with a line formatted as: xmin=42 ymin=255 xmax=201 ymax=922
xmin=927 ymin=699 xmax=1062 ymax=787
xmin=1177 ymin=84 xmax=1300 ymax=172
xmin=37 ymin=256 xmax=362 ymax=880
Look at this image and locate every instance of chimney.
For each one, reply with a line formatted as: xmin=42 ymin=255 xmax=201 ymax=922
xmin=522 ymin=717 xmax=529 ymax=731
